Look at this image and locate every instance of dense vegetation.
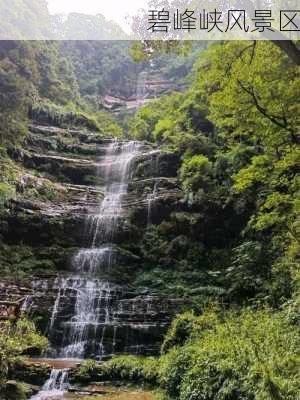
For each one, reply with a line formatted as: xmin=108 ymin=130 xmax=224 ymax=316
xmin=0 ymin=40 xmax=198 ymax=146
xmin=108 ymin=40 xmax=299 ymax=400
xmin=0 ymin=40 xmax=127 ymax=147
xmin=0 ymin=318 xmax=47 ymax=395
xmin=76 ymin=307 xmax=299 ymax=400
xmin=129 ymin=41 xmax=299 ymax=310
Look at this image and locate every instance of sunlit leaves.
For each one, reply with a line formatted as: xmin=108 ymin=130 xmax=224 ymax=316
xmin=0 ymin=319 xmax=47 ymax=379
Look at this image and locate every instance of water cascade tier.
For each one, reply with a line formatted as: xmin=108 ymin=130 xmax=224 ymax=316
xmin=30 ymin=368 xmax=69 ymax=400
xmin=17 ymin=129 xmax=185 ymax=361
xmin=47 ymin=141 xmax=145 ymax=359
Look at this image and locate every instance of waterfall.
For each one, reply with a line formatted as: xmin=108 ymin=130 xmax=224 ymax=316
xmin=43 ymin=369 xmax=69 ymax=391
xmin=147 ymin=182 xmax=158 ymax=225
xmin=136 ymin=71 xmax=148 ymax=106
xmin=20 ymin=295 xmax=33 ymax=314
xmin=29 ymin=369 xmax=69 ymax=399
xmin=89 ymin=141 xmax=141 ymax=245
xmin=47 ymin=141 xmax=141 ymax=360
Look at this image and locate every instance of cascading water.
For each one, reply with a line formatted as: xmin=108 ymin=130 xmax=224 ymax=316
xmin=29 ymin=369 xmax=69 ymax=400
xmin=136 ymin=71 xmax=148 ymax=107
xmin=147 ymin=182 xmax=158 ymax=225
xmin=47 ymin=141 xmax=142 ymax=360
xmin=89 ymin=141 xmax=141 ymax=245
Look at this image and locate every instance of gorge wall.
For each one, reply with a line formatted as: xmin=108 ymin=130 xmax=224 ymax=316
xmin=0 ymin=122 xmax=186 ymax=358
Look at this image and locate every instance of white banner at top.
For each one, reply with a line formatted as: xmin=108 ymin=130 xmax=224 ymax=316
xmin=0 ymin=0 xmax=299 ymax=40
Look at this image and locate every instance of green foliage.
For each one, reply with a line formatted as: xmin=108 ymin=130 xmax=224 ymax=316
xmin=0 ymin=319 xmax=47 ymax=381
xmin=0 ymin=183 xmax=15 ymax=206
xmin=161 ymin=312 xmax=196 ymax=354
xmin=159 ymin=346 xmax=195 ymax=398
xmin=0 ymin=41 xmax=81 ymax=145
xmin=0 ymin=0 xmax=51 ymax=39
xmin=195 ymin=40 xmax=299 ymax=248
xmin=0 ymin=148 xmax=19 ymax=212
xmin=0 ymin=40 xmax=131 ymax=146
xmin=1 ymin=380 xmax=31 ymax=400
xmin=225 ymin=241 xmax=267 ymax=301
xmin=233 ymin=155 xmax=272 ymax=192
xmin=180 ymin=155 xmax=212 ymax=192
xmin=129 ymin=40 xmax=299 ymax=308
xmin=0 ymin=243 xmax=73 ymax=281
xmin=0 ymin=42 xmax=31 ymax=145
xmin=128 ymin=91 xmax=213 ymax=150
xmin=30 ymin=99 xmax=123 ymax=137
xmin=160 ymin=309 xmax=300 ymax=400
xmin=61 ymin=42 xmax=144 ymax=108
xmin=99 ymin=356 xmax=158 ymax=385
xmin=74 ymin=356 xmax=158 ymax=386
xmin=82 ymin=309 xmax=299 ymax=400
xmin=161 ymin=309 xmax=220 ymax=355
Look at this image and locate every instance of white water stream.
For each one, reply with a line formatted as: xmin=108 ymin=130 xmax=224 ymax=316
xmin=47 ymin=141 xmax=141 ymax=360
xmin=29 ymin=369 xmax=69 ymax=399
xmin=30 ymin=141 xmax=144 ymax=399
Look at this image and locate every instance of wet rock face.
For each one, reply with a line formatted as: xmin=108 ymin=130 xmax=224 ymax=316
xmin=10 ymin=360 xmax=51 ymax=386
xmin=2 ymin=210 xmax=85 ymax=247
xmin=0 ymin=126 xmax=182 ymax=247
xmin=23 ymin=152 xmax=100 ymax=186
xmin=25 ymin=278 xmax=186 ymax=359
xmin=127 ymin=177 xmax=182 ymax=226
xmin=1 ymin=380 xmax=39 ymax=400
xmin=0 ymin=282 xmax=33 ymax=320
xmin=133 ymin=151 xmax=180 ymax=180
xmin=2 ymin=123 xmax=186 ymax=359
xmin=2 ymin=124 xmax=183 ymax=254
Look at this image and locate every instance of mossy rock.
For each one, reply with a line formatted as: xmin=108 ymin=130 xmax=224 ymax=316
xmin=0 ymin=243 xmax=78 ymax=279
xmin=10 ymin=359 xmax=51 ymax=386
xmin=1 ymin=380 xmax=39 ymax=400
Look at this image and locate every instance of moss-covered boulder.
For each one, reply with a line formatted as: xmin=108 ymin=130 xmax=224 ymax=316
xmin=9 ymin=359 xmax=51 ymax=386
xmin=1 ymin=380 xmax=39 ymax=400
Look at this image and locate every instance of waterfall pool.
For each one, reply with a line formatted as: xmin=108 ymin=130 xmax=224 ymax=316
xmin=27 ymin=359 xmax=156 ymax=400
xmin=68 ymin=391 xmax=155 ymax=400
xmin=30 ymin=385 xmax=155 ymax=400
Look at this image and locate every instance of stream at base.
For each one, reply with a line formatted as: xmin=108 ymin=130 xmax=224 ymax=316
xmin=29 ymin=366 xmax=154 ymax=400
xmin=30 ymin=387 xmax=155 ymax=400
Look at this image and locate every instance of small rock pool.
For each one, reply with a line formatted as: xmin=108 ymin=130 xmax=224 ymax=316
xmin=30 ymin=387 xmax=155 ymax=400
xmin=27 ymin=359 xmax=156 ymax=400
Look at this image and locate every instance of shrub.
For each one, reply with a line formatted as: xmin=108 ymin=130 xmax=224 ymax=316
xmin=180 ymin=155 xmax=213 ymax=192
xmin=161 ymin=311 xmax=197 ymax=354
xmin=159 ymin=346 xmax=195 ymax=398
xmin=73 ymin=309 xmax=299 ymax=400
xmin=74 ymin=355 xmax=159 ymax=386
xmin=0 ymin=183 xmax=15 ymax=206
xmin=0 ymin=319 xmax=48 ymax=380
xmin=161 ymin=308 xmax=221 ymax=354
xmin=159 ymin=309 xmax=300 ymax=400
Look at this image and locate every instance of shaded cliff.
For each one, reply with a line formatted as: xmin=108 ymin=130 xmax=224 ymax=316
xmin=0 ymin=122 xmax=186 ymax=357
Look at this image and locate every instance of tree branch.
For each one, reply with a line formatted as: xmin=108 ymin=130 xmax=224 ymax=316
xmin=237 ymin=80 xmax=298 ymax=143
xmin=238 ymin=0 xmax=300 ymax=65
xmin=271 ymin=41 xmax=300 ymax=66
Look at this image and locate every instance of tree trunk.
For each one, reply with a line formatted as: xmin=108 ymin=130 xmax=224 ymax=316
xmin=271 ymin=41 xmax=300 ymax=66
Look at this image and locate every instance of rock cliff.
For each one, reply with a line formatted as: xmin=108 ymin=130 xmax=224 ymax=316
xmin=0 ymin=123 xmax=186 ymax=357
